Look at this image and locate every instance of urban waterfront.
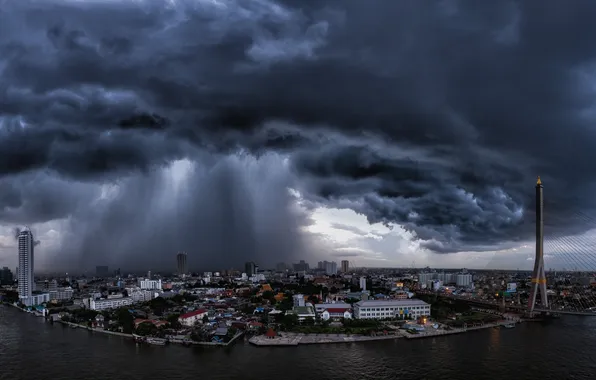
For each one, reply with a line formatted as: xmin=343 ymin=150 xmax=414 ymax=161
xmin=1 ymin=306 xmax=594 ymax=380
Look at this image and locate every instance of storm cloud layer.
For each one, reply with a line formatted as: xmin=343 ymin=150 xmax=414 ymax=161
xmin=2 ymin=0 xmax=596 ymax=270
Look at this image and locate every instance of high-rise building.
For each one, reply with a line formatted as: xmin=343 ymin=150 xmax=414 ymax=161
xmin=96 ymin=266 xmax=109 ymax=277
xmin=359 ymin=276 xmax=367 ymax=291
xmin=245 ymin=262 xmax=257 ymax=276
xmin=177 ymin=252 xmax=188 ymax=275
xmin=456 ymin=274 xmax=473 ymax=287
xmin=275 ymin=262 xmax=287 ymax=272
xmin=0 ymin=267 xmax=13 ymax=285
xmin=323 ymin=261 xmax=337 ymax=275
xmin=341 ymin=260 xmax=349 ymax=273
xmin=293 ymin=260 xmax=309 ymax=272
xmin=18 ymin=229 xmax=34 ymax=299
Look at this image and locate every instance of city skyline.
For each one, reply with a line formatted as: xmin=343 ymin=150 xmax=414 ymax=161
xmin=3 ymin=1 xmax=596 ymax=272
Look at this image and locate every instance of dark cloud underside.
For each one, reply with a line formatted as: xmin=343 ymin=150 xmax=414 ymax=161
xmin=1 ymin=0 xmax=596 ymax=269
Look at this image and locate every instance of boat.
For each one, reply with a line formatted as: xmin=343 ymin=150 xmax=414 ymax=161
xmin=503 ymin=323 xmax=516 ymax=329
xmin=146 ymin=337 xmax=167 ymax=346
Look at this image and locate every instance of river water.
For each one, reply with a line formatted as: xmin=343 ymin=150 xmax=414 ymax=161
xmin=1 ymin=305 xmax=594 ymax=380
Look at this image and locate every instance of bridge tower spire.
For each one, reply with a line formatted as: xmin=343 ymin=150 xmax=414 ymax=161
xmin=528 ymin=176 xmax=548 ymax=313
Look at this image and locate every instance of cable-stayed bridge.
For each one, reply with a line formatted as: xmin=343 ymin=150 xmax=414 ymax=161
xmin=484 ymin=178 xmax=596 ymax=317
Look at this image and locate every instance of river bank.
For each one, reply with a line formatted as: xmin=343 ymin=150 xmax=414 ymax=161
xmin=402 ymin=320 xmax=514 ymax=339
xmin=249 ymin=331 xmax=404 ymax=346
xmin=57 ymin=319 xmax=244 ymax=346
xmin=1 ymin=304 xmax=243 ymax=348
xmin=249 ymin=320 xmax=519 ymax=346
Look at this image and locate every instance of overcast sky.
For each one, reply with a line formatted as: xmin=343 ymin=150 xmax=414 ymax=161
xmin=2 ymin=0 xmax=596 ymax=272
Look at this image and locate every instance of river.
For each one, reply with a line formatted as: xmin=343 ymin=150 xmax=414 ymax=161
xmin=1 ymin=305 xmax=594 ymax=380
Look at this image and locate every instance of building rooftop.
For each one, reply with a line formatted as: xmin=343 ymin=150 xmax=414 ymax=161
xmin=325 ymin=308 xmax=351 ymax=314
xmin=179 ymin=309 xmax=207 ymax=319
xmin=355 ymin=299 xmax=429 ymax=307
xmin=315 ymin=302 xmax=352 ymax=309
xmin=293 ymin=306 xmax=315 ymax=315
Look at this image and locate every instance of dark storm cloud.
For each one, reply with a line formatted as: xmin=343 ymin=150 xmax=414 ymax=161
xmin=49 ymin=154 xmax=317 ymax=272
xmin=329 ymin=223 xmax=368 ymax=237
xmin=2 ymin=0 xmax=596 ymax=266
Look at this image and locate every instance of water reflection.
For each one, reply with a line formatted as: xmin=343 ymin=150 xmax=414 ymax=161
xmin=1 ymin=306 xmax=595 ymax=380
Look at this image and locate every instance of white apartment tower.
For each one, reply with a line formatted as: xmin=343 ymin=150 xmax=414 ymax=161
xmin=18 ymin=229 xmax=34 ymax=299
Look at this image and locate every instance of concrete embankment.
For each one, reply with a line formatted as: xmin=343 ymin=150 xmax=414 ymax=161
xmin=58 ymin=320 xmax=244 ymax=347
xmin=249 ymin=332 xmax=403 ymax=347
xmin=58 ymin=320 xmax=135 ymax=339
xmin=403 ymin=321 xmax=514 ymax=340
xmin=190 ymin=331 xmax=245 ymax=346
xmin=249 ymin=321 xmax=521 ymax=346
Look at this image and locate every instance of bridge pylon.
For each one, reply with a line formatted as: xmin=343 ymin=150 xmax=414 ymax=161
xmin=528 ymin=176 xmax=548 ymax=313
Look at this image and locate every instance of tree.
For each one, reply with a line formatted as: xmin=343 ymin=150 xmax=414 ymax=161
xmin=135 ymin=322 xmax=158 ymax=336
xmin=167 ymin=314 xmax=181 ymax=329
xmin=262 ymin=291 xmax=275 ymax=302
xmin=307 ymin=295 xmax=319 ymax=305
xmin=1 ymin=290 xmax=19 ymax=304
xmin=345 ymin=298 xmax=359 ymax=305
xmin=115 ymin=308 xmax=134 ymax=334
xmin=281 ymin=313 xmax=299 ymax=330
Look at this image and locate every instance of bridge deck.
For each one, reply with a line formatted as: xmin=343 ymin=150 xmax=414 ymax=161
xmin=427 ymin=293 xmax=596 ymax=316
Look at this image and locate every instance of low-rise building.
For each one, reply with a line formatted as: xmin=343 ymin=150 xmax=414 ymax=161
xmin=178 ymin=309 xmax=208 ymax=327
xmin=139 ymin=279 xmax=162 ymax=290
xmin=353 ymin=299 xmax=431 ymax=320
xmin=291 ymin=306 xmax=315 ymax=321
xmin=49 ymin=287 xmax=74 ymax=301
xmin=22 ymin=293 xmax=50 ymax=307
xmin=321 ymin=308 xmax=352 ymax=320
xmin=314 ymin=302 xmax=352 ymax=314
xmin=89 ymin=297 xmax=134 ymax=311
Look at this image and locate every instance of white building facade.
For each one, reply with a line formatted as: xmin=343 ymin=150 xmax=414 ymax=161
xmin=293 ymin=294 xmax=305 ymax=307
xmin=89 ymin=297 xmax=134 ymax=311
xmin=178 ymin=309 xmax=208 ymax=327
xmin=139 ymin=279 xmax=162 ymax=290
xmin=49 ymin=288 xmax=74 ymax=301
xmin=456 ymin=274 xmax=473 ymax=287
xmin=354 ymin=299 xmax=431 ymax=320
xmin=22 ymin=293 xmax=50 ymax=307
xmin=359 ymin=277 xmax=367 ymax=291
xmin=18 ymin=229 xmax=35 ymax=300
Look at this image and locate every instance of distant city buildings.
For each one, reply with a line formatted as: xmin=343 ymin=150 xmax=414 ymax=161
xmin=317 ymin=261 xmax=338 ymax=275
xmin=0 ymin=267 xmax=13 ymax=285
xmin=139 ymin=279 xmax=162 ymax=290
xmin=275 ymin=262 xmax=288 ymax=272
xmin=245 ymin=262 xmax=257 ymax=277
xmin=18 ymin=229 xmax=34 ymax=300
xmin=341 ymin=260 xmax=349 ymax=273
xmin=293 ymin=260 xmax=309 ymax=272
xmin=418 ymin=270 xmax=474 ymax=289
xmin=359 ymin=276 xmax=367 ymax=291
xmin=177 ymin=252 xmax=188 ymax=275
xmin=96 ymin=266 xmax=109 ymax=277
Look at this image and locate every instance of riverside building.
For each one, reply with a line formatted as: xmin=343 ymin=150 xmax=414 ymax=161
xmin=353 ymin=299 xmax=431 ymax=320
